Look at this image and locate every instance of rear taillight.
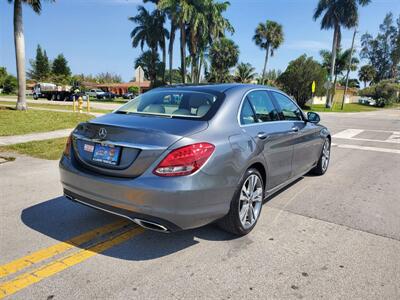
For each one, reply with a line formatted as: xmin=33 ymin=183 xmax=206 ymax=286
xmin=63 ymin=134 xmax=72 ymax=158
xmin=153 ymin=142 xmax=215 ymax=177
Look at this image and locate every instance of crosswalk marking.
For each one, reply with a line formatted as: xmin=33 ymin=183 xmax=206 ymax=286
xmin=333 ymin=129 xmax=400 ymax=144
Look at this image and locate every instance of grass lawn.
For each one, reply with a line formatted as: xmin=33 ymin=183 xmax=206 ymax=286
xmin=0 ymin=94 xmax=34 ymax=100
xmin=90 ymin=98 xmax=128 ymax=104
xmin=0 ymin=101 xmax=113 ymax=114
xmin=0 ymin=106 xmax=93 ymax=136
xmin=304 ymin=103 xmax=379 ymax=112
xmin=0 ymin=137 xmax=67 ymax=160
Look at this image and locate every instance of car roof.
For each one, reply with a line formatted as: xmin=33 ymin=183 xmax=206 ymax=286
xmin=152 ymin=83 xmax=280 ymax=94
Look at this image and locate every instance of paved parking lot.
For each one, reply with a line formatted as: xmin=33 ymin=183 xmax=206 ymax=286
xmin=1 ymin=109 xmax=399 ymax=299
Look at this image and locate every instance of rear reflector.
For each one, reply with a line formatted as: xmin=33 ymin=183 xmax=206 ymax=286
xmin=63 ymin=134 xmax=72 ymax=158
xmin=153 ymin=142 xmax=215 ymax=177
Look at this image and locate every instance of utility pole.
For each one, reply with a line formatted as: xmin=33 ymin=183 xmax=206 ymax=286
xmin=341 ymin=28 xmax=357 ymax=110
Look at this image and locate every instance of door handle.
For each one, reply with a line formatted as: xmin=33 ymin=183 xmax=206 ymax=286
xmin=291 ymin=126 xmax=299 ymax=132
xmin=257 ymin=132 xmax=269 ymax=140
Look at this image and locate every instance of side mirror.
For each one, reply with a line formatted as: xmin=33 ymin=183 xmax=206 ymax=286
xmin=307 ymin=112 xmax=320 ymax=124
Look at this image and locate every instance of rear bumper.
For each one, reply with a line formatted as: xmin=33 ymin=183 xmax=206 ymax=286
xmin=59 ymin=156 xmax=235 ymax=231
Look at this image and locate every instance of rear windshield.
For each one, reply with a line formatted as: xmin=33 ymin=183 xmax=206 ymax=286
xmin=115 ymin=90 xmax=218 ymax=119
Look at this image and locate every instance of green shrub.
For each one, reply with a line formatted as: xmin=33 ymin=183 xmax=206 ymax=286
xmin=128 ymin=86 xmax=139 ymax=94
xmin=359 ymin=80 xmax=400 ymax=103
xmin=2 ymin=75 xmax=17 ymax=94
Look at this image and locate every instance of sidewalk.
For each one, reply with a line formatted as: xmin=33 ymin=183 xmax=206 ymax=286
xmin=0 ymin=128 xmax=74 ymax=146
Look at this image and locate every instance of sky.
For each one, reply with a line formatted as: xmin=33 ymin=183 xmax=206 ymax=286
xmin=1 ymin=0 xmax=400 ymax=82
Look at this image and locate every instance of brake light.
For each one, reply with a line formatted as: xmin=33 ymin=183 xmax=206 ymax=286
xmin=153 ymin=143 xmax=215 ymax=177
xmin=63 ymin=134 xmax=72 ymax=158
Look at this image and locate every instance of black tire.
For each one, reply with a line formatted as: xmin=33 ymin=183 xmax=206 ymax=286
xmin=33 ymin=94 xmax=38 ymax=100
xmin=218 ymin=168 xmax=264 ymax=236
xmin=311 ymin=138 xmax=331 ymax=175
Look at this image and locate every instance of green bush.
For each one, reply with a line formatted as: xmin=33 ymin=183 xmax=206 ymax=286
xmin=2 ymin=75 xmax=17 ymax=94
xmin=128 ymin=86 xmax=139 ymax=94
xmin=359 ymin=80 xmax=400 ymax=104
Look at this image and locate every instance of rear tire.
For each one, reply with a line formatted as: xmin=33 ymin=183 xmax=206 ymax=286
xmin=311 ymin=138 xmax=330 ymax=175
xmin=218 ymin=168 xmax=264 ymax=236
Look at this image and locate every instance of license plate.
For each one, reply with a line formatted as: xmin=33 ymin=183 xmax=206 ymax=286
xmin=92 ymin=144 xmax=121 ymax=165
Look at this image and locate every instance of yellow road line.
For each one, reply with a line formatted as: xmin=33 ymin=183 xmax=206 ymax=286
xmin=0 ymin=220 xmax=129 ymax=278
xmin=0 ymin=226 xmax=144 ymax=299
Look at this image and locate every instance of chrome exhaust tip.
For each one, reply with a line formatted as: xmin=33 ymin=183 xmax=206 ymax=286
xmin=64 ymin=193 xmax=170 ymax=233
xmin=133 ymin=219 xmax=169 ymax=233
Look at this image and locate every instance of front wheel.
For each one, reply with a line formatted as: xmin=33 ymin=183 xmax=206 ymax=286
xmin=218 ymin=168 xmax=264 ymax=235
xmin=311 ymin=138 xmax=331 ymax=175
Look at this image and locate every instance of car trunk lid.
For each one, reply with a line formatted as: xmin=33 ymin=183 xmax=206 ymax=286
xmin=71 ymin=113 xmax=208 ymax=178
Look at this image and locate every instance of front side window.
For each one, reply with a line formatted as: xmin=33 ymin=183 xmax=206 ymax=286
xmin=115 ymin=90 xmax=218 ymax=119
xmin=246 ymin=91 xmax=280 ymax=123
xmin=272 ymin=92 xmax=303 ymax=121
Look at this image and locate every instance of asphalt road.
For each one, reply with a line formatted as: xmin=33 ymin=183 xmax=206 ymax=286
xmin=0 ymin=109 xmax=399 ymax=299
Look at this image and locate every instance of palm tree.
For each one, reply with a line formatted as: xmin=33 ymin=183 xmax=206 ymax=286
xmin=9 ymin=0 xmax=54 ymax=111
xmin=158 ymin=0 xmax=233 ymax=84
xmin=129 ymin=6 xmax=168 ymax=86
xmin=157 ymin=0 xmax=179 ymax=84
xmin=358 ymin=65 xmax=376 ymax=87
xmin=313 ymin=0 xmax=371 ymax=107
xmin=234 ymin=62 xmax=257 ymax=83
xmin=158 ymin=0 xmax=195 ymax=83
xmin=253 ymin=20 xmax=284 ymax=85
xmin=320 ymin=48 xmax=359 ymax=88
xmin=208 ymin=37 xmax=239 ymax=83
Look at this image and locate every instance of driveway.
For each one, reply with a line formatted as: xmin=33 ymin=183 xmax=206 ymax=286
xmin=0 ymin=109 xmax=399 ymax=299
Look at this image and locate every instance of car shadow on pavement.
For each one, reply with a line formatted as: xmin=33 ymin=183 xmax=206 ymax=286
xmin=21 ymin=196 xmax=237 ymax=261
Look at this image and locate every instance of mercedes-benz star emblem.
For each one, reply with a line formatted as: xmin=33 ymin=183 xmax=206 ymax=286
xmin=98 ymin=128 xmax=107 ymax=139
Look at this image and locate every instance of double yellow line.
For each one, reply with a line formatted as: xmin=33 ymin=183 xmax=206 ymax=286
xmin=0 ymin=220 xmax=144 ymax=299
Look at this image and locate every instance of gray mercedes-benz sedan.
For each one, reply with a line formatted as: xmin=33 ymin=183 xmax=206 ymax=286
xmin=60 ymin=84 xmax=330 ymax=235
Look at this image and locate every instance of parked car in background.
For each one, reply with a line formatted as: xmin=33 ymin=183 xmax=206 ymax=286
xmin=60 ymin=84 xmax=331 ymax=236
xmin=122 ymin=92 xmax=136 ymax=99
xmin=86 ymin=89 xmax=105 ymax=98
xmin=96 ymin=91 xmax=116 ymax=100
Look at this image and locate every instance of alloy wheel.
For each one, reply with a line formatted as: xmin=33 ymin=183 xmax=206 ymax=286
xmin=238 ymin=174 xmax=263 ymax=229
xmin=321 ymin=139 xmax=330 ymax=172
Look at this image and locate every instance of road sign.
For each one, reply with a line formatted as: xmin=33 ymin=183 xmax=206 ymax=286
xmin=312 ymin=81 xmax=316 ymax=93
xmin=324 ymin=81 xmax=333 ymax=90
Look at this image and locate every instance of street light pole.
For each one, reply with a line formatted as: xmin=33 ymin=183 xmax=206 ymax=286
xmin=341 ymin=27 xmax=357 ymax=110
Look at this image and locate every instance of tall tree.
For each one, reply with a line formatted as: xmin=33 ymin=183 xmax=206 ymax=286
xmin=158 ymin=0 xmax=193 ymax=83
xmin=135 ymin=50 xmax=163 ymax=84
xmin=313 ymin=0 xmax=370 ymax=107
xmin=361 ymin=13 xmax=400 ymax=81
xmin=149 ymin=0 xmax=179 ymax=84
xmin=52 ymin=54 xmax=71 ymax=77
xmin=320 ymin=47 xmax=359 ymax=93
xmin=234 ymin=62 xmax=257 ymax=83
xmin=358 ymin=65 xmax=376 ymax=87
xmin=208 ymin=37 xmax=239 ymax=83
xmin=9 ymin=0 xmax=54 ymax=110
xmin=28 ymin=44 xmax=51 ymax=81
xmin=277 ymin=55 xmax=327 ymax=108
xmin=253 ymin=20 xmax=284 ymax=85
xmin=129 ymin=6 xmax=168 ymax=86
